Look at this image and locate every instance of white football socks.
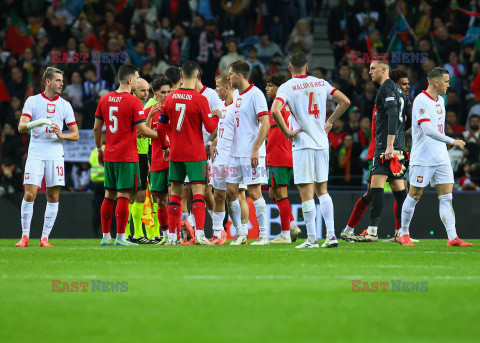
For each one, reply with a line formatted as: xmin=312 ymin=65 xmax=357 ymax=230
xmin=438 ymin=193 xmax=457 ymax=241
xmin=319 ymin=194 xmax=335 ymax=238
xmin=302 ymin=199 xmax=316 ymax=242
xmin=212 ymin=211 xmax=225 ymax=238
xmin=21 ymin=199 xmax=34 ymax=238
xmin=227 ymin=199 xmax=243 ymax=235
xmin=281 ymin=230 xmax=290 ymax=239
xmin=253 ymin=198 xmax=267 ymax=238
xmin=116 ymin=233 xmax=125 ymax=241
xmin=344 ymin=225 xmax=354 ymax=234
xmin=103 ymin=232 xmax=112 ymax=240
xmin=367 ymin=226 xmax=378 ymax=235
xmin=41 ymin=202 xmax=59 ymax=240
xmin=400 ymin=194 xmax=418 ymax=236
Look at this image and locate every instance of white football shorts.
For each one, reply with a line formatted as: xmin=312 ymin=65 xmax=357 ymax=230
xmin=293 ymin=148 xmax=329 ymax=184
xmin=24 ymin=157 xmax=65 ymax=188
xmin=226 ymin=156 xmax=267 ymax=186
xmin=409 ymin=164 xmax=454 ymax=188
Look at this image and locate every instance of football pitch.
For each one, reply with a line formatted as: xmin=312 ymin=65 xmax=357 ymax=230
xmin=1 ymin=239 xmax=479 ymax=343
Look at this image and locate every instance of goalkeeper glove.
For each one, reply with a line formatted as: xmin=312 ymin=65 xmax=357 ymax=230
xmin=380 ymin=150 xmax=407 ymax=177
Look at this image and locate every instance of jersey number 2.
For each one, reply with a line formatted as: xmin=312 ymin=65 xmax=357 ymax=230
xmin=308 ymin=92 xmax=320 ymax=118
xmin=176 ymin=103 xmax=186 ymax=131
xmin=109 ymin=107 xmax=118 ymax=133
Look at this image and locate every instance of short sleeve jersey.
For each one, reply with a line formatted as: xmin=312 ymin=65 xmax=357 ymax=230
xmin=94 ymin=91 xmax=146 ymax=162
xmin=231 ymin=84 xmax=269 ymax=157
xmin=146 ymin=106 xmax=169 ymax=172
xmin=266 ymin=104 xmax=293 ymax=167
xmin=22 ymin=92 xmax=76 ymax=160
xmin=275 ymin=75 xmax=336 ymax=151
xmin=200 ymin=86 xmax=222 ymax=145
xmin=411 ymin=91 xmax=451 ymax=166
xmin=215 ymin=101 xmax=236 ymax=165
xmin=374 ymin=79 xmax=407 ymax=158
xmin=160 ymin=88 xmax=218 ymax=162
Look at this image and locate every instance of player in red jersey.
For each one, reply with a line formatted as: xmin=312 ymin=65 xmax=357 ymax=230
xmin=264 ymin=73 xmax=301 ymax=243
xmin=93 ymin=65 xmax=158 ymax=246
xmin=341 ymin=69 xmax=418 ymax=243
xmin=145 ymin=76 xmax=172 ymax=244
xmin=158 ymin=61 xmax=220 ymax=245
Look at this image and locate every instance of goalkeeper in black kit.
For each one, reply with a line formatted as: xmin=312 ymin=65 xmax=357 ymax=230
xmin=354 ymin=59 xmax=408 ymax=242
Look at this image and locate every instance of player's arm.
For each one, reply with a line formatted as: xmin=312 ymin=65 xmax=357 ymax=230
xmin=93 ymin=117 xmax=104 ymax=166
xmin=324 ymin=90 xmax=351 ymax=134
xmin=251 ymin=114 xmax=269 ymax=168
xmin=136 ymin=122 xmax=157 ymax=139
xmin=18 ymin=101 xmax=53 ymax=133
xmin=52 ymin=123 xmax=79 ymax=141
xmin=201 ymin=106 xmax=220 ymax=133
xmin=419 ymin=120 xmax=465 ymax=148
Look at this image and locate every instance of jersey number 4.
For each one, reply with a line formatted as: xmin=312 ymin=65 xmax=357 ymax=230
xmin=308 ymin=92 xmax=320 ymax=118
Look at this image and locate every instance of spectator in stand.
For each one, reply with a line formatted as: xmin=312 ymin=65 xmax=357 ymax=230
xmin=159 ymin=0 xmax=192 ymax=28
xmin=0 ymin=158 xmax=23 ymax=197
xmin=48 ymin=14 xmax=71 ymax=49
xmin=351 ymin=0 xmax=382 ymax=41
xmin=190 ymin=14 xmax=205 ymax=60
xmin=247 ymin=47 xmax=266 ymax=78
xmin=446 ymin=89 xmax=467 ymax=126
xmin=463 ymin=115 xmax=480 ymax=162
xmin=98 ymin=10 xmax=126 ymax=48
xmin=99 ymin=37 xmax=126 ymax=85
xmin=335 ymin=133 xmax=363 ymax=186
xmin=127 ymin=39 xmax=151 ymax=67
xmin=131 ymin=0 xmax=158 ymax=39
xmin=445 ymin=110 xmax=466 ymax=135
xmin=354 ymin=116 xmax=371 ymax=148
xmin=82 ymin=66 xmax=108 ymax=101
xmin=6 ymin=67 xmax=26 ymax=101
xmin=327 ymin=0 xmax=355 ymax=65
xmin=459 ymin=162 xmax=480 ymax=191
xmin=197 ymin=20 xmax=223 ymax=88
xmin=71 ymin=162 xmax=92 ymax=192
xmin=1 ymin=122 xmax=25 ymax=165
xmin=449 ymin=133 xmax=465 ymax=177
xmin=355 ymin=80 xmax=376 ymax=118
xmin=353 ymin=29 xmax=384 ymax=58
xmin=254 ymin=31 xmax=284 ymax=66
xmin=333 ymin=61 xmax=356 ymax=100
xmin=285 ymin=18 xmax=314 ymax=57
xmin=169 ymin=24 xmax=191 ymax=66
xmin=413 ymin=0 xmax=432 ymax=39
xmin=313 ymin=67 xmax=327 ymax=79
xmin=218 ymin=39 xmax=245 ymax=74
xmin=444 ymin=51 xmax=465 ymax=95
xmin=153 ymin=17 xmax=173 ymax=54
xmin=148 ymin=42 xmax=170 ymax=76
xmin=328 ymin=119 xmax=348 ymax=152
xmin=435 ymin=25 xmax=460 ymax=63
xmin=345 ymin=106 xmax=361 ymax=135
xmin=64 ymin=71 xmax=83 ymax=110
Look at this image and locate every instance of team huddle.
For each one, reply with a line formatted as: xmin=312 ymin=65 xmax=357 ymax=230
xmin=14 ymin=51 xmax=473 ymax=248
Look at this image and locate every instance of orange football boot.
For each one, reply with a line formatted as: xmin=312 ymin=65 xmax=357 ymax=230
xmin=39 ymin=238 xmax=53 ymax=247
xmin=15 ymin=235 xmax=29 ymax=247
xmin=398 ymin=234 xmax=415 ymax=246
xmin=181 ymin=220 xmax=195 ymax=241
xmin=447 ymin=237 xmax=473 ymax=247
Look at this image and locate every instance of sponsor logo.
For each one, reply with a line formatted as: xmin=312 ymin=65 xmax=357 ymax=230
xmin=419 ymin=108 xmax=425 ymax=114
xmin=47 ymin=116 xmax=53 ymax=119
xmin=47 ymin=104 xmax=55 ymax=113
xmin=417 ymin=176 xmax=423 ymax=183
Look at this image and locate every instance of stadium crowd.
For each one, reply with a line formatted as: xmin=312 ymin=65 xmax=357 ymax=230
xmin=1 ymin=0 xmax=480 ymax=197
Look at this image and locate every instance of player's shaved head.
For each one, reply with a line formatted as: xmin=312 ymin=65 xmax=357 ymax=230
xmin=289 ymin=52 xmax=308 ymax=73
xmin=216 ymin=73 xmax=230 ymax=87
xmin=427 ymin=67 xmax=449 ymax=82
xmin=135 ymin=78 xmax=150 ymax=101
xmin=181 ymin=60 xmax=201 ymax=80
xmin=118 ymin=64 xmax=139 ymax=83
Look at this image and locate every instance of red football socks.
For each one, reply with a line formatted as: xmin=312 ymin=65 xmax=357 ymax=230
xmin=100 ymin=198 xmax=115 ymax=233
xmin=168 ymin=195 xmax=182 ymax=234
xmin=115 ymin=197 xmax=129 ymax=234
xmin=347 ymin=196 xmax=369 ymax=228
xmin=192 ymin=194 xmax=205 ymax=231
xmin=277 ymin=197 xmax=293 ymax=231
xmin=394 ymin=201 xmax=400 ymax=231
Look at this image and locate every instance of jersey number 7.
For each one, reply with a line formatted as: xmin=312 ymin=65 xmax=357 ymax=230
xmin=176 ymin=103 xmax=186 ymax=131
xmin=308 ymin=92 xmax=320 ymax=118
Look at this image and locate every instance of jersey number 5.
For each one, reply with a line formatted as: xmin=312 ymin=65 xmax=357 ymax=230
xmin=308 ymin=92 xmax=320 ymax=118
xmin=176 ymin=103 xmax=186 ymax=131
xmin=109 ymin=107 xmax=118 ymax=133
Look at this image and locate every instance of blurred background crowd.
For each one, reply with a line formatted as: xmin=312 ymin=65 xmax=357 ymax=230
xmin=1 ymin=0 xmax=480 ymax=198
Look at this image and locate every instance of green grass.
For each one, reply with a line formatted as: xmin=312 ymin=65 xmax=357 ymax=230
xmin=1 ymin=238 xmax=480 ymax=343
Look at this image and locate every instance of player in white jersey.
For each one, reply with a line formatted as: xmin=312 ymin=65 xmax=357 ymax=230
xmin=209 ymin=74 xmax=249 ymax=244
xmin=226 ymin=60 xmax=270 ymax=245
xmin=15 ymin=67 xmax=79 ymax=247
xmin=399 ymin=67 xmax=472 ymax=247
xmin=271 ymin=52 xmax=350 ymax=248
